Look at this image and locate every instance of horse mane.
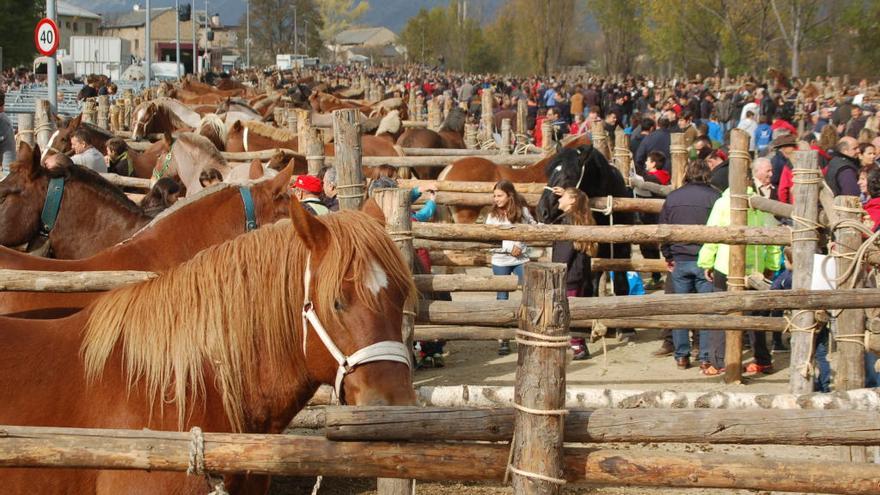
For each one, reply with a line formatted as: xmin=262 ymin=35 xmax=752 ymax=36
xmin=244 ymin=120 xmax=297 ymax=142
xmin=440 ymin=107 xmax=466 ymax=134
xmin=376 ymin=110 xmax=401 ymax=136
xmin=198 ymin=113 xmax=228 ymax=147
xmin=177 ymin=132 xmax=226 ymax=165
xmin=80 ymin=121 xmax=116 ymax=140
xmin=81 ymin=214 xmax=416 ymax=431
xmin=151 ymin=97 xmax=199 ymax=129
xmin=131 ymin=182 xmax=237 ymax=235
xmin=47 ymin=164 xmax=143 ymax=215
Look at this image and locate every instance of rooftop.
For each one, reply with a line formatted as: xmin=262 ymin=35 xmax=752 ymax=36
xmin=58 ymin=1 xmax=102 ymax=20
xmin=334 ymin=27 xmax=396 ymax=46
xmin=101 ymin=7 xmax=173 ymax=29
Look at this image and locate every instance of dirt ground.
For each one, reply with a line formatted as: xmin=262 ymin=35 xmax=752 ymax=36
xmin=269 ymin=268 xmax=861 ymax=495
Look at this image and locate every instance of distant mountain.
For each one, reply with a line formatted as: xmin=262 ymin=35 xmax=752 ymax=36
xmin=68 ymin=0 xmax=504 ymax=33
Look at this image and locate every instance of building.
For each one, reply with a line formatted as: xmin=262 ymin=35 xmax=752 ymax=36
xmin=100 ymin=7 xmax=240 ymax=74
xmin=328 ymin=27 xmax=402 ymax=64
xmin=58 ymin=1 xmax=102 ymax=53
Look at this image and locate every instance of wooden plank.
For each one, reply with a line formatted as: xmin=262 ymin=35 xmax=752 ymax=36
xmin=412 ymin=223 xmax=791 ymax=246
xmin=413 ymin=274 xmax=519 ymax=292
xmin=101 ymin=173 xmax=151 ymax=189
xmin=512 ymin=263 xmax=568 ymax=494
xmin=3 ymin=425 xmax=880 ymax=493
xmin=323 ymin=406 xmax=880 ymax=445
xmin=0 ymin=269 xmax=157 ymax=292
xmin=591 ymin=258 xmax=667 ymax=273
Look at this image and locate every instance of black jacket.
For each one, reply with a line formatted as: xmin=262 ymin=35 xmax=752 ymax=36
xmin=634 ymin=128 xmax=671 ymax=173
xmin=659 ymin=182 xmax=721 ymax=261
xmin=551 ymin=216 xmax=592 ymax=294
xmin=825 ymin=152 xmax=861 ymax=197
xmin=710 ymin=161 xmax=729 ymax=192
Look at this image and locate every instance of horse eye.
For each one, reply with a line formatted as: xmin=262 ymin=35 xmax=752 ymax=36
xmin=334 ymin=299 xmax=345 ymax=311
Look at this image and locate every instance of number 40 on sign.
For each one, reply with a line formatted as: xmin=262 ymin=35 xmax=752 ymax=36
xmin=35 ymin=18 xmax=60 ymax=57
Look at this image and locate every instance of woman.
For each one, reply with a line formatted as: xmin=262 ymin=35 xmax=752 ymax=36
xmin=860 ymin=143 xmax=876 ymax=169
xmin=141 ymin=177 xmax=181 ymax=217
xmin=487 ymin=179 xmax=536 ymax=355
xmin=863 ymin=167 xmax=880 ymax=231
xmin=551 ymin=187 xmax=597 ymax=360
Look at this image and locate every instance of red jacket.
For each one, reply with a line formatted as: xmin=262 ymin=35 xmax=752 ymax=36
xmin=865 ymin=197 xmax=880 ymax=231
xmin=533 ymin=116 xmax=546 ymax=144
xmin=778 ymin=164 xmax=794 ymax=204
xmin=647 ymin=169 xmax=671 ymax=185
xmin=771 ymin=119 xmax=797 ymax=136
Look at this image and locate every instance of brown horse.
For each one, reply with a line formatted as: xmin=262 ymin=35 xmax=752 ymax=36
xmin=226 ymin=120 xmax=298 ymax=153
xmin=113 ymin=138 xmax=172 ymax=178
xmin=0 ymin=165 xmax=293 ymax=318
xmin=131 ymin=97 xmax=201 ymax=140
xmin=396 ymin=106 xmax=467 ymax=149
xmin=182 ymin=77 xmax=247 ymax=97
xmin=0 ymin=197 xmax=416 ymax=494
xmin=439 ymin=134 xmax=591 ymax=223
xmin=0 ymin=142 xmax=152 ymax=259
xmin=152 ymin=132 xmax=230 ymax=193
xmin=309 ymin=91 xmax=372 ymax=114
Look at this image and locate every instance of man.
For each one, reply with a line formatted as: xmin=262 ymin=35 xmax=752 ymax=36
xmin=845 ymin=105 xmax=868 ymax=139
xmin=458 ymin=79 xmax=474 ymax=105
xmin=813 ymin=106 xmax=832 ymax=135
xmin=104 ymin=137 xmax=132 ymax=176
xmin=293 ymin=175 xmax=329 ymax=215
xmin=319 ymin=166 xmax=339 ymax=212
xmin=737 ymin=110 xmax=758 ymax=153
xmin=752 ymin=157 xmax=776 ymax=200
xmin=825 ymin=136 xmax=862 ymax=197
xmin=630 ymin=117 xmax=654 ymax=159
xmin=660 ymin=160 xmax=721 ymax=369
xmin=0 ymin=91 xmax=15 ymax=173
xmin=634 ymin=116 xmax=673 ymax=174
xmin=603 ymin=111 xmax=618 ymax=147
xmin=769 ymin=133 xmax=798 ymax=203
xmin=706 ymin=149 xmax=729 ymax=192
xmin=70 ymin=129 xmax=107 ymax=173
xmin=570 ymin=85 xmax=584 ymax=118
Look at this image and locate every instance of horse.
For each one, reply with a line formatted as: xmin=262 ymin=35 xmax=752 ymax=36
xmin=0 ymin=142 xmax=152 ymax=259
xmin=536 ymin=144 xmax=634 ymax=301
xmin=131 ymin=98 xmax=202 ymax=140
xmin=182 ymin=77 xmax=247 ymax=98
xmin=197 ymin=113 xmax=228 ymax=151
xmin=216 ymin=98 xmax=265 ymax=126
xmin=112 ymin=139 xmax=171 ymax=178
xmin=152 ymin=132 xmax=231 ymax=194
xmin=438 ymin=134 xmax=592 ymax=223
xmin=396 ymin=106 xmax=466 ymax=150
xmin=225 ymin=120 xmax=299 ymax=153
xmin=0 ymin=164 xmax=293 ymax=318
xmin=0 ymin=196 xmax=417 ymax=494
xmin=309 ymin=91 xmax=372 ymax=114
xmin=43 ymin=114 xmax=116 ymax=159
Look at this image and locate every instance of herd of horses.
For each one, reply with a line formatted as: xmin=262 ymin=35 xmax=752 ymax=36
xmin=0 ymin=74 xmax=635 ymax=493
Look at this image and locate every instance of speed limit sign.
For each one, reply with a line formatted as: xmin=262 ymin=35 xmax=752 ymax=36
xmin=35 ymin=18 xmax=60 ymax=57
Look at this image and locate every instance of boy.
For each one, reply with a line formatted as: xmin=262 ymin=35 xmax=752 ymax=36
xmin=645 ymin=151 xmax=670 ymax=185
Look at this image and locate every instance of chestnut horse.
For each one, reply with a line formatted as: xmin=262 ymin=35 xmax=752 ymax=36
xmin=396 ymin=107 xmax=467 ymax=150
xmin=0 ymin=165 xmax=293 ymax=318
xmin=0 ymin=197 xmax=417 ymax=494
xmin=225 ymin=119 xmax=400 ymax=158
xmin=197 ymin=113 xmax=228 ymax=151
xmin=438 ymin=134 xmax=591 ymax=223
xmin=0 ymin=143 xmax=152 ymax=259
xmin=131 ymin=98 xmax=201 ymax=140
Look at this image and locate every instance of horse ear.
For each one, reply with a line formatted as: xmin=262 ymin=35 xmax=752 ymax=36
xmin=268 ymin=162 xmax=293 ymax=195
xmin=27 ymin=142 xmax=41 ymax=176
xmin=289 ymin=195 xmax=330 ymax=252
xmin=232 ymin=120 xmax=243 ymax=132
xmin=163 ymin=132 xmax=173 ymax=147
xmin=248 ymin=158 xmax=264 ymax=180
xmin=361 ymin=198 xmax=387 ymax=226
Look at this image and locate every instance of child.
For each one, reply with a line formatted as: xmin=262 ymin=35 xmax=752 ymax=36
xmin=645 ymin=151 xmax=670 ymax=185
xmin=199 ymin=168 xmax=223 ymax=188
xmin=755 ymin=115 xmax=773 ymax=156
xmin=487 ymin=179 xmax=536 ymax=355
xmin=550 ymin=187 xmax=597 ymax=360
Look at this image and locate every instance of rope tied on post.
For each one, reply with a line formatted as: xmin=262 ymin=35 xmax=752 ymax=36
xmin=187 ymin=426 xmax=229 ymax=495
xmin=334 ymin=182 xmax=365 ymax=200
xmin=729 ymin=193 xmax=751 ymax=213
xmin=783 ymin=310 xmax=820 ymax=378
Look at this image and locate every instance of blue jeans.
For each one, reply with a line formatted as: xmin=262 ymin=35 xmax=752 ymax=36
xmin=492 ymin=263 xmax=525 ymax=300
xmin=865 ymin=350 xmax=880 ymax=388
xmin=669 ymin=260 xmax=714 ymax=359
xmin=814 ymin=326 xmax=832 ymax=392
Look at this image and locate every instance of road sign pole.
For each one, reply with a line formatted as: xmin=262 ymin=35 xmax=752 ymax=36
xmin=191 ymin=3 xmax=196 ymax=76
xmin=46 ymin=0 xmax=57 ymax=112
xmin=145 ymin=0 xmax=152 ymax=86
xmin=175 ymin=0 xmax=181 ymax=79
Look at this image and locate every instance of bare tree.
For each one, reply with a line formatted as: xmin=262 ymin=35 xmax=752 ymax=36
xmin=770 ymin=0 xmax=829 ymax=78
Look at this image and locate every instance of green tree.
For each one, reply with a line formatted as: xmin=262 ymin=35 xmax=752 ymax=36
xmin=0 ymin=0 xmax=41 ymax=68
xmin=247 ymin=0 xmax=323 ymax=65
xmin=770 ymin=0 xmax=831 ymax=78
xmin=588 ymin=0 xmax=643 ymax=75
xmin=317 ymin=0 xmax=369 ymax=44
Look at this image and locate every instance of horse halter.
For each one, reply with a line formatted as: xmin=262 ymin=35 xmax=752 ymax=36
xmin=39 ymin=177 xmax=65 ymax=237
xmin=300 ymin=254 xmax=412 ymax=403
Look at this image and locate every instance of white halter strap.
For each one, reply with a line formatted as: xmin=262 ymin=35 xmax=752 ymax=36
xmin=301 ymin=254 xmax=412 ymax=402
xmin=243 ymin=126 xmax=250 ymax=153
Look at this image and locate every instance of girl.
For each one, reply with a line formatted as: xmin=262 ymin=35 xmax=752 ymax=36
xmin=140 ymin=178 xmax=181 ymax=217
xmin=487 ymin=179 xmax=536 ymax=355
xmin=551 ymin=187 xmax=597 ymax=360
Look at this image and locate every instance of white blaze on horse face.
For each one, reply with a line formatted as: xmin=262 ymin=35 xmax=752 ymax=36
xmin=243 ymin=126 xmax=250 ymax=153
xmin=365 ymin=259 xmax=389 ymax=296
xmin=41 ymin=130 xmax=60 ymax=159
xmin=133 ymin=108 xmax=145 ymax=137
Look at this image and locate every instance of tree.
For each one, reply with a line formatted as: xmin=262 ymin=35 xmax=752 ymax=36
xmin=770 ymin=0 xmax=830 ymax=78
xmin=588 ymin=0 xmax=643 ymax=75
xmin=317 ymin=0 xmax=369 ymax=45
xmin=0 ymin=0 xmax=41 ymax=68
xmin=247 ymin=0 xmax=323 ymax=65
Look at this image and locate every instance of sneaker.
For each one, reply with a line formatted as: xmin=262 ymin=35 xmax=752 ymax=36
xmin=772 ymin=342 xmax=789 ymax=353
xmin=498 ymin=341 xmax=511 ymax=356
xmin=571 ymin=345 xmax=590 ymax=361
xmin=744 ymin=362 xmax=774 ymax=374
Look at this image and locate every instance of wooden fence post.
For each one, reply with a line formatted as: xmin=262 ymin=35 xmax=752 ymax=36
xmin=788 ymin=150 xmax=821 ymax=394
xmin=304 ymin=127 xmax=325 ymax=176
xmin=613 ymin=128 xmax=631 ymax=187
xmin=501 ymin=118 xmax=512 ymax=155
xmin=332 ymin=109 xmax=365 ymax=211
xmin=542 ymin=121 xmax=555 ymax=154
xmin=273 ymin=107 xmax=285 ymax=128
xmin=408 ymin=87 xmax=417 ymax=122
xmin=480 ymin=87 xmax=494 ymax=145
xmin=428 ymin=98 xmax=442 ymax=132
xmin=35 ymin=99 xmax=55 ymax=150
xmin=16 ymin=113 xmax=34 ymax=147
xmin=110 ymin=103 xmax=121 ymax=133
xmin=287 ymin=109 xmax=298 ymax=134
xmin=511 ymin=262 xmax=568 ymax=495
xmin=464 ymin=123 xmax=478 ymax=149
xmin=374 ymin=187 xmax=417 ymax=495
xmin=724 ymin=128 xmax=750 ymax=384
xmin=516 ymin=97 xmax=528 ymax=150
xmin=96 ymin=95 xmax=110 ymax=130
xmin=590 ymin=120 xmax=609 ymax=160
xmin=122 ymin=98 xmax=133 ymax=131
xmin=834 ymin=194 xmax=869 ymax=463
xmin=670 ymin=132 xmax=687 ymax=189
xmin=414 ymin=95 xmax=425 ymax=123
xmin=82 ymin=99 xmax=97 ymax=125
xmin=296 ymin=109 xmax=311 ymax=154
